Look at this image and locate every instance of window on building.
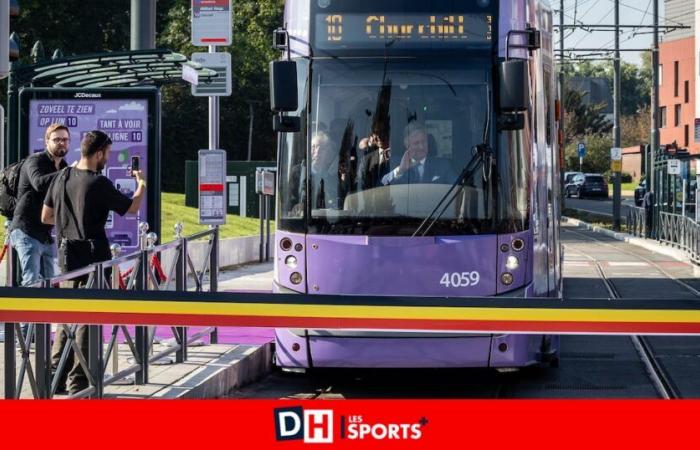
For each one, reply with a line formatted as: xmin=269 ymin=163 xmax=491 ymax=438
xmin=674 ymin=61 xmax=679 ymax=97
xmin=659 ymin=64 xmax=663 ymax=86
xmin=685 ymin=80 xmax=690 ymax=103
xmin=675 ymin=104 xmax=681 ymax=127
xmin=660 ymin=106 xmax=667 ymax=128
xmin=685 ymin=124 xmax=690 ymax=147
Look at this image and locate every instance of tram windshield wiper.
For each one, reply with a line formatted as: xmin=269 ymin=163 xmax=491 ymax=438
xmin=411 ymin=143 xmax=494 ymax=237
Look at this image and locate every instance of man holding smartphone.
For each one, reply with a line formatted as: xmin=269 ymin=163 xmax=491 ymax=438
xmin=41 ymin=129 xmax=146 ymax=395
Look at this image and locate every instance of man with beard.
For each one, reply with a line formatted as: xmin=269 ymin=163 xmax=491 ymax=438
xmin=10 ymin=123 xmax=69 ymax=288
xmin=41 ymin=130 xmax=146 ymax=395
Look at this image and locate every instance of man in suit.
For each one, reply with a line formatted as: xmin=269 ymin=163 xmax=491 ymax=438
xmin=289 ymin=131 xmax=344 ymax=213
xmin=381 ymin=123 xmax=456 ymax=186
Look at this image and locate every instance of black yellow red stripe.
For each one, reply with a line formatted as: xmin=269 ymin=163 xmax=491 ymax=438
xmin=1 ymin=290 xmax=700 ymax=334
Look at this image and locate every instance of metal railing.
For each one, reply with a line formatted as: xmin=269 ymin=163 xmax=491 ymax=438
xmin=3 ymin=222 xmax=219 ymax=399
xmin=658 ymin=212 xmax=700 ymax=263
xmin=626 ymin=206 xmax=647 ymax=238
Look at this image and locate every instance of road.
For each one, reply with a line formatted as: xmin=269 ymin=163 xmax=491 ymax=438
xmin=564 ymin=196 xmax=634 ymax=217
xmin=228 ymin=222 xmax=700 ymax=399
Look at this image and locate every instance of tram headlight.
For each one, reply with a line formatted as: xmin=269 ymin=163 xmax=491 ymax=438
xmin=511 ymin=238 xmax=525 ymax=252
xmin=505 ymin=255 xmax=519 ymax=270
xmin=501 ymin=272 xmax=514 ymax=285
xmin=285 ymin=255 xmax=298 ymax=269
xmin=290 ymin=272 xmax=303 ymax=285
xmin=280 ymin=238 xmax=293 ymax=251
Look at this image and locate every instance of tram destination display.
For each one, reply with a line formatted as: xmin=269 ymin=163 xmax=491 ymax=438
xmin=315 ymin=13 xmax=493 ymax=49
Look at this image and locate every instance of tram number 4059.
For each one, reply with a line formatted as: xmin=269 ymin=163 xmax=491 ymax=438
xmin=440 ymin=272 xmax=480 ymax=288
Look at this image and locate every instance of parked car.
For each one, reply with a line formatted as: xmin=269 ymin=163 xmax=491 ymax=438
xmin=564 ymin=171 xmax=583 ymax=185
xmin=565 ymin=173 xmax=609 ymax=199
xmin=634 ymin=179 xmax=646 ymax=206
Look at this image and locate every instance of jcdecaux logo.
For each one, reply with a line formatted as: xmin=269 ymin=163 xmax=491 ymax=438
xmin=273 ymin=406 xmax=427 ymax=444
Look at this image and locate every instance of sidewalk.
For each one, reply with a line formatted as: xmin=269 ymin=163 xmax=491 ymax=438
xmin=1 ymin=262 xmax=277 ymax=399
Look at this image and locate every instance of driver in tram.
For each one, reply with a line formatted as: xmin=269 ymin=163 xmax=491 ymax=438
xmin=381 ymin=123 xmax=455 ymax=186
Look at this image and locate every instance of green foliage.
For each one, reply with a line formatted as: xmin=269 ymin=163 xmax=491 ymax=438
xmin=2 ymin=0 xmax=284 ymax=193
xmin=565 ymin=133 xmax=612 ymax=174
xmin=563 ymin=88 xmax=612 ymax=145
xmin=564 ymin=59 xmax=651 ymax=116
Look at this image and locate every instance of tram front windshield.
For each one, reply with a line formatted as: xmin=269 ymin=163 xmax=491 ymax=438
xmin=280 ymin=58 xmax=496 ymax=236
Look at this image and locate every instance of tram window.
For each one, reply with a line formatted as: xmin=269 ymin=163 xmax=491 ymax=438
xmin=305 ymin=59 xmax=494 ymax=235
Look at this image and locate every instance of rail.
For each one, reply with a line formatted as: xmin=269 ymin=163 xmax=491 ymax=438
xmin=658 ymin=212 xmax=700 ymax=264
xmin=3 ymin=221 xmax=219 ymax=399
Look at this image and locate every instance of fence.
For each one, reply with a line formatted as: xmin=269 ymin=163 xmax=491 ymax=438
xmin=626 ymin=206 xmax=647 ymax=238
xmin=658 ymin=211 xmax=700 ymax=264
xmin=3 ymin=222 xmax=219 ymax=399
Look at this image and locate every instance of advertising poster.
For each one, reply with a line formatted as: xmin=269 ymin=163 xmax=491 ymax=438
xmin=26 ymin=97 xmax=149 ymax=252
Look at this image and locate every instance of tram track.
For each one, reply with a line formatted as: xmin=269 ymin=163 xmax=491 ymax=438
xmin=562 ymin=227 xmax=692 ymax=399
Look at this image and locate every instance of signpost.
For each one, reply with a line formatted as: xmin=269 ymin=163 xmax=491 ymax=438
xmin=191 ymin=52 xmax=231 ymax=96
xmin=578 ymin=142 xmax=585 ymax=171
xmin=191 ymin=0 xmax=232 ymax=47
xmin=198 ymin=149 xmax=227 ymax=225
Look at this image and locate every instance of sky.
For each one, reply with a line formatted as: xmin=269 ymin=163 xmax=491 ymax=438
xmin=556 ymin=0 xmax=679 ymax=66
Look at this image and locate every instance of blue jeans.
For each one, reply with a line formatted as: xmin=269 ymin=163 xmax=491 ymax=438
xmin=10 ymin=228 xmax=56 ymax=286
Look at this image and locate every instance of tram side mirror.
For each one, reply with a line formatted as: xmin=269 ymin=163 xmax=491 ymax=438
xmin=273 ymin=115 xmax=300 ymax=133
xmin=499 ymin=60 xmax=529 ymax=112
xmin=269 ymin=60 xmax=298 ymax=113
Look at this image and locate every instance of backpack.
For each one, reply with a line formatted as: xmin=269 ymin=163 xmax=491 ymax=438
xmin=0 ymin=159 xmax=27 ymax=218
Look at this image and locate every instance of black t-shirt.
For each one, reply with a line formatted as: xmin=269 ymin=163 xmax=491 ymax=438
xmin=44 ymin=168 xmax=132 ymax=241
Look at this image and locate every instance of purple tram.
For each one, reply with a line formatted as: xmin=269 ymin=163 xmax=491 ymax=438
xmin=270 ymin=0 xmax=562 ymax=369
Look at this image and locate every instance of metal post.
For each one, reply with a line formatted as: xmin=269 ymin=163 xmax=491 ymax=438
xmin=134 ymin=250 xmax=149 ymax=384
xmin=265 ymin=195 xmax=271 ymax=261
xmin=208 ymin=45 xmax=220 ymax=150
xmin=110 ymin=244 xmax=122 ymax=376
xmin=4 ymin=224 xmax=15 ymax=398
xmin=247 ymin=102 xmax=255 ymax=161
xmin=175 ymin=232 xmax=187 ymax=363
xmin=209 ymin=226 xmax=218 ymax=344
xmin=259 ymin=192 xmax=264 ymax=262
xmin=130 ymin=0 xmax=156 ymax=50
xmin=35 ymin=279 xmax=51 ymax=399
xmin=612 ymin=0 xmax=621 ymax=231
xmin=559 ymin=0 xmax=566 ymax=199
xmin=650 ymin=0 xmax=659 ymax=235
xmin=4 ymin=322 xmax=15 ymax=399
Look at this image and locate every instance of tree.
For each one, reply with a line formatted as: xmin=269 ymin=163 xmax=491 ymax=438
xmin=565 ymin=133 xmax=613 ymax=174
xmin=563 ymin=88 xmax=612 ymax=144
xmin=1 ymin=0 xmax=285 ymax=192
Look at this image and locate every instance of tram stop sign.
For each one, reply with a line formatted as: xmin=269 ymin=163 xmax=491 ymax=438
xmin=668 ymin=159 xmax=681 ymax=175
xmin=198 ymin=149 xmax=227 ymax=225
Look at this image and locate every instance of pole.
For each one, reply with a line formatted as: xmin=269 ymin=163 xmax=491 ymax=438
xmin=247 ymin=102 xmax=254 ymax=161
xmin=208 ymin=45 xmax=220 ymax=149
xmin=612 ymin=0 xmax=621 ymax=231
xmin=650 ymin=0 xmax=659 ymax=234
xmin=559 ymin=0 xmax=566 ymax=198
xmin=130 ymin=0 xmax=156 ymax=50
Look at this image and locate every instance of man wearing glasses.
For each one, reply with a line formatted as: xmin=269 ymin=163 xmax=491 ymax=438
xmin=10 ymin=123 xmax=69 ymax=288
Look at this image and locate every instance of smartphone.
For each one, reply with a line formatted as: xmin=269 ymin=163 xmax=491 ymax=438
xmin=129 ymin=156 xmax=140 ymax=177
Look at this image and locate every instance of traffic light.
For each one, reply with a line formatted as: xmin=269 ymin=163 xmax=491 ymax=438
xmin=1 ymin=0 xmax=19 ymax=79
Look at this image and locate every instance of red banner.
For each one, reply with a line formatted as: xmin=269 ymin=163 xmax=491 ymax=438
xmin=0 ymin=400 xmax=697 ymax=448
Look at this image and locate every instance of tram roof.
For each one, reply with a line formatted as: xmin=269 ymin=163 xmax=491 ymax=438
xmin=14 ymin=49 xmax=218 ymax=88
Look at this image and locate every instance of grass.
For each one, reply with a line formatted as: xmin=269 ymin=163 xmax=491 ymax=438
xmin=562 ymin=207 xmax=630 ymax=233
xmin=608 ymin=182 xmax=637 ymax=192
xmin=160 ymin=192 xmax=270 ymax=240
xmin=1 ymin=192 xmax=269 ymax=245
